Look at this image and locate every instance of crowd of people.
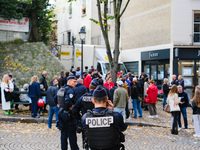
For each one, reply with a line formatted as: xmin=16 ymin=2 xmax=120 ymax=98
xmin=1 ymin=66 xmax=200 ymax=149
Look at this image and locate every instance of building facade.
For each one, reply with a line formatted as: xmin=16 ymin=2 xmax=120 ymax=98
xmin=55 ymin=0 xmax=102 ymax=46
xmin=120 ymin=0 xmax=200 ymax=97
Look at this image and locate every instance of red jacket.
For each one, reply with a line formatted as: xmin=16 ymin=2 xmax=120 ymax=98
xmin=84 ymin=74 xmax=92 ymax=88
xmin=146 ymin=84 xmax=158 ymax=103
xmin=103 ymin=82 xmax=114 ymax=90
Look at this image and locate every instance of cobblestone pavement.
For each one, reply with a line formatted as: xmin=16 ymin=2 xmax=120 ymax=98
xmin=0 ymin=121 xmax=200 ymax=150
xmin=127 ymin=101 xmax=194 ymax=128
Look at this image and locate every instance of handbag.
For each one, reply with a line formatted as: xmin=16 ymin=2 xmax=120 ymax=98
xmin=164 ymin=104 xmax=170 ymax=113
xmin=4 ymin=89 xmax=13 ymax=102
xmin=138 ymin=95 xmax=142 ymax=102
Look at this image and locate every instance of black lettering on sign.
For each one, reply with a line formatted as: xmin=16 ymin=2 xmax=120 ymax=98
xmin=86 ymin=116 xmax=113 ymax=128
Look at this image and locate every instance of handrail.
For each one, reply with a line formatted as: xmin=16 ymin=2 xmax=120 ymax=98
xmin=12 ymin=91 xmax=47 ymax=96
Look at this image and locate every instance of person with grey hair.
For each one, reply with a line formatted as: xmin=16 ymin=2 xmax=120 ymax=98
xmin=74 ymin=78 xmax=87 ymax=100
xmin=40 ymin=71 xmax=48 ymax=113
xmin=170 ymin=74 xmax=178 ymax=87
xmin=163 ymin=78 xmax=170 ymax=109
xmin=177 ymin=85 xmax=189 ymax=132
xmin=178 ymin=75 xmax=184 ymax=90
xmin=20 ymin=84 xmax=31 ymax=103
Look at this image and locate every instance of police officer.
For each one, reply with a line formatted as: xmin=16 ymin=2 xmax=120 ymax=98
xmin=81 ymin=86 xmax=127 ymax=150
xmin=56 ymin=75 xmax=79 ymax=150
xmin=72 ymin=79 xmax=99 ymax=148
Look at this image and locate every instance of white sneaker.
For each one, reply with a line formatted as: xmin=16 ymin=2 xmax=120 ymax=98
xmin=155 ymin=115 xmax=158 ymax=118
xmin=185 ymin=129 xmax=190 ymax=133
xmin=126 ymin=117 xmax=132 ymax=121
xmin=149 ymin=116 xmax=154 ymax=119
xmin=193 ymin=134 xmax=200 ymax=137
xmin=178 ymin=127 xmax=182 ymax=131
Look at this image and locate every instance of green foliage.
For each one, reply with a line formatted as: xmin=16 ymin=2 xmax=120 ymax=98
xmin=0 ymin=39 xmax=24 ymax=45
xmin=0 ymin=0 xmax=55 ymax=45
xmin=89 ymin=18 xmax=99 ymax=24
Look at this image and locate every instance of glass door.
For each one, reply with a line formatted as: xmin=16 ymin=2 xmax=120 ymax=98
xmin=157 ymin=65 xmax=164 ymax=88
xmin=151 ymin=65 xmax=157 ymax=84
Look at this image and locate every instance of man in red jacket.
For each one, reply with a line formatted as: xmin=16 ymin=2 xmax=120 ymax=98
xmin=146 ymin=80 xmax=158 ymax=118
xmin=84 ymin=70 xmax=92 ymax=92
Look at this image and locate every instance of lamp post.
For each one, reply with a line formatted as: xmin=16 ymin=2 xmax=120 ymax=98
xmin=79 ymin=27 xmax=86 ymax=76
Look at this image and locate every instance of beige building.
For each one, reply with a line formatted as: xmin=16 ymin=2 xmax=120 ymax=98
xmin=117 ymin=0 xmax=200 ymax=98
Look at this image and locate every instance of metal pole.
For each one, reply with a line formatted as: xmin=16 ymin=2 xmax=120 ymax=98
xmin=63 ymin=34 xmax=64 ymax=45
xmin=81 ymin=39 xmax=83 ymax=76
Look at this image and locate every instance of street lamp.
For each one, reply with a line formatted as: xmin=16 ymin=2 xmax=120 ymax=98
xmin=79 ymin=27 xmax=86 ymax=76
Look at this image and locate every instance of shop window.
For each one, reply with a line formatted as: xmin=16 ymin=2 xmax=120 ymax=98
xmin=178 ymin=60 xmax=195 ymax=99
xmin=194 ymin=12 xmax=200 ymax=43
xmin=82 ymin=0 xmax=86 ymax=15
xmin=124 ymin=62 xmax=138 ymax=75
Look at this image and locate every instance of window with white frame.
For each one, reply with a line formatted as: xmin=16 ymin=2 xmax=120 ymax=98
xmin=107 ymin=0 xmax=111 ymax=14
xmin=194 ymin=11 xmax=200 ymax=43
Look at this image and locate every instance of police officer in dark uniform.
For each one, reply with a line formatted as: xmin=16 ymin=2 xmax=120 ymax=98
xmin=81 ymin=86 xmax=127 ymax=150
xmin=55 ymin=75 xmax=79 ymax=150
xmin=72 ymin=79 xmax=99 ymax=147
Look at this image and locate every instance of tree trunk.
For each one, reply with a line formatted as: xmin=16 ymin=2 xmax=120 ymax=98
xmin=29 ymin=10 xmax=39 ymax=42
xmin=111 ymin=17 xmax=120 ymax=83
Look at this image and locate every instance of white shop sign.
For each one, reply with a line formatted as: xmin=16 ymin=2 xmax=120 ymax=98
xmin=0 ymin=17 xmax=29 ymax=32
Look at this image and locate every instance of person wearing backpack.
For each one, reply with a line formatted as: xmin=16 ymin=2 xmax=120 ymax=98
xmin=54 ymin=75 xmax=79 ymax=150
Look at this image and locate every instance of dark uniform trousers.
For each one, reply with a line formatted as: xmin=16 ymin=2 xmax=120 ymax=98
xmin=60 ymin=112 xmax=79 ymax=150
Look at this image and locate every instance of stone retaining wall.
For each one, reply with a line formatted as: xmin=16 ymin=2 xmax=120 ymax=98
xmin=0 ymin=42 xmax=65 ymax=89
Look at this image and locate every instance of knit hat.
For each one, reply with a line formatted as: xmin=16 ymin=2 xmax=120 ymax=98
xmin=90 ymin=79 xmax=99 ymax=86
xmin=67 ymin=75 xmax=76 ymax=80
xmin=93 ymin=85 xmax=107 ymax=98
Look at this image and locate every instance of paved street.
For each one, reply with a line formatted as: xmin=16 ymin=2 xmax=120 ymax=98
xmin=0 ymin=121 xmax=200 ymax=150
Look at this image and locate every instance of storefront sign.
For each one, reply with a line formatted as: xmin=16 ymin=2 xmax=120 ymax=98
xmin=198 ymin=50 xmax=200 ymax=56
xmin=141 ymin=49 xmax=170 ymax=60
xmin=0 ymin=17 xmax=29 ymax=32
xmin=176 ymin=48 xmax=200 ymax=59
xmin=149 ymin=52 xmax=159 ymax=58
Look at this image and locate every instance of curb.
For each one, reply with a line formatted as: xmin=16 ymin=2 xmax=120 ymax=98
xmin=0 ymin=117 xmax=56 ymax=123
xmin=0 ymin=117 xmax=194 ymax=129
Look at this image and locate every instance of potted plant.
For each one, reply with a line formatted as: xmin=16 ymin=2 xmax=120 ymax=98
xmin=82 ymin=7 xmax=86 ymax=15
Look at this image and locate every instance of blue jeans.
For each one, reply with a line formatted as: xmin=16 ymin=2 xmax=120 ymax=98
xmin=163 ymin=93 xmax=167 ymax=108
xmin=48 ymin=106 xmax=59 ymax=128
xmin=114 ymin=107 xmax=125 ymax=122
xmin=132 ymin=99 xmax=143 ymax=117
xmin=177 ymin=107 xmax=188 ymax=129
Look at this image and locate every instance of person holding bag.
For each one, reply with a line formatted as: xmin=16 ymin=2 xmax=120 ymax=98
xmin=28 ymin=75 xmax=41 ymax=118
xmin=190 ymin=86 xmax=200 ymax=137
xmin=1 ymin=74 xmax=14 ymax=115
xmin=167 ymin=85 xmax=181 ymax=135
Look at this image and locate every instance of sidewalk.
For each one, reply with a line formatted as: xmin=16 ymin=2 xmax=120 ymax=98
xmin=0 ymin=102 xmax=194 ymax=128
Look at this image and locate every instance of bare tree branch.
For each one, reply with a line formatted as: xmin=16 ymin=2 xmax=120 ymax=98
xmin=97 ymin=0 xmax=112 ymax=62
xmin=119 ymin=0 xmax=130 ymax=18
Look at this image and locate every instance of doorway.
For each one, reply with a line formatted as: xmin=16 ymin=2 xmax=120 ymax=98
xmin=143 ymin=60 xmax=169 ymax=89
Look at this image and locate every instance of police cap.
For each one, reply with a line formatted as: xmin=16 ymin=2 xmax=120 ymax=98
xmin=93 ymin=85 xmax=107 ymax=98
xmin=90 ymin=79 xmax=99 ymax=86
xmin=67 ymin=75 xmax=76 ymax=80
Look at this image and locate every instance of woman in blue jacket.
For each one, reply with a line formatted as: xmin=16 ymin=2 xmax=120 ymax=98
xmin=28 ymin=75 xmax=41 ymax=118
